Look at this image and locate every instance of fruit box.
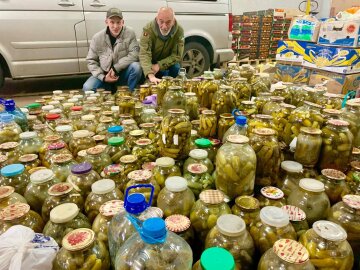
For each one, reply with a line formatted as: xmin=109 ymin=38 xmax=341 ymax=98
xmin=273 ymin=63 xmax=310 ymax=84
xmin=276 ymin=40 xmax=308 ymax=63
xmin=318 ymin=20 xmax=360 ymax=47
xmin=288 ymin=16 xmax=320 ymax=42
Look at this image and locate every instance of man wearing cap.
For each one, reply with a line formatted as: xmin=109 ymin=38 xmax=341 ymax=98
xmin=83 ymin=8 xmax=142 ymax=93
xmin=139 ymin=7 xmax=184 ymax=84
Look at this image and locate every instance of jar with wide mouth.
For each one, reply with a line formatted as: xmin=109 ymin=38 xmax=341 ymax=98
xmin=256 ymin=186 xmax=287 ymax=208
xmin=277 ymin=161 xmax=304 ymax=197
xmin=217 ymin=113 xmax=235 ymax=142
xmin=239 ymin=100 xmax=258 ymax=117
xmin=185 ymin=92 xmax=199 ymax=120
xmin=152 ymin=157 xmax=181 ymax=188
xmin=262 ymin=96 xmax=285 ymax=116
xmin=318 ymin=92 xmax=344 ymax=110
xmin=210 ymin=85 xmax=237 ymax=117
xmin=0 ymin=142 xmax=21 ymax=164
xmin=165 ymin=214 xmax=195 ymax=247
xmin=0 ymin=164 xmax=30 ymax=195
xmin=55 ymin=125 xmax=73 ymax=144
xmin=319 ymin=168 xmax=348 ymax=204
xmin=19 ymin=154 xmax=41 ymax=172
xmin=198 ymin=74 xmax=219 ymax=109
xmin=69 ymin=130 xmax=96 ymax=158
xmin=105 ymin=137 xmax=130 ymax=163
xmin=341 ymin=100 xmax=360 ymax=148
xmin=0 ymin=114 xmax=22 ymax=144
xmin=231 ymin=195 xmax=260 ymax=228
xmin=231 ymin=78 xmax=251 ymax=105
xmin=121 ymin=119 xmax=139 ymax=135
xmin=199 ymin=109 xmax=217 ymax=138
xmin=84 ymin=145 xmax=112 ymax=175
xmin=183 ymin=149 xmax=214 ymax=176
xmin=294 ymin=127 xmax=322 ymax=167
xmin=43 ymin=141 xmax=71 ymax=168
xmin=0 ymin=185 xmax=27 ymax=211
xmin=132 ymin=138 xmax=158 ymax=164
xmin=95 ymin=117 xmax=114 ymax=135
xmin=281 ymin=205 xmax=309 ymax=239
xmin=162 ymin=86 xmax=187 ymax=116
xmin=50 ymin=154 xmax=77 ymax=182
xmin=18 ymin=131 xmax=43 ymax=155
xmin=247 ymin=114 xmax=276 ymax=137
xmin=184 ymin=163 xmax=214 ymax=198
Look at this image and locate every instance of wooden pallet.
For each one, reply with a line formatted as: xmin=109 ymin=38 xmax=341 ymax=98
xmin=228 ymin=58 xmax=276 ymax=66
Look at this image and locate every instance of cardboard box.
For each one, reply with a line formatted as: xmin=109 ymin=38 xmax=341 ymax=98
xmin=303 ymin=44 xmax=360 ymax=74
xmin=318 ymin=20 xmax=360 ymax=47
xmin=274 ymin=63 xmax=310 ymax=84
xmin=309 ymin=70 xmax=360 ymax=94
xmin=276 ymin=40 xmax=308 ymax=63
xmin=288 ymin=16 xmax=321 ymax=42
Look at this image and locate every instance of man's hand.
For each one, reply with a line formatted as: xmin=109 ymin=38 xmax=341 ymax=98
xmin=151 ymin=63 xmax=160 ymax=74
xmin=148 ymin=73 xmax=161 ymax=84
xmin=104 ymin=69 xmax=118 ymax=83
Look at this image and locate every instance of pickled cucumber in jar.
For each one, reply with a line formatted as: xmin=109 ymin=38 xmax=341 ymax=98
xmin=199 ymin=110 xmax=217 ymax=138
xmin=294 ymin=127 xmax=322 ymax=167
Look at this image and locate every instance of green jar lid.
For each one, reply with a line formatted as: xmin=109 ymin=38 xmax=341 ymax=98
xmin=195 ymin=138 xmax=211 ymax=148
xmin=26 ymin=103 xmax=41 ymax=109
xmin=200 ymin=247 xmax=235 ymax=270
xmin=108 ymin=137 xmax=125 ymax=146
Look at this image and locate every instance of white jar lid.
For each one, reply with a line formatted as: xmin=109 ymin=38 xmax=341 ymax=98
xmin=216 ymin=214 xmax=246 ymax=237
xmin=73 ymin=130 xmax=90 ymax=138
xmin=111 ymin=106 xmax=120 ymax=112
xmin=67 ymin=98 xmax=78 ymax=103
xmin=73 ymin=95 xmax=84 ymax=99
xmin=49 ymin=101 xmax=60 ymax=105
xmin=313 ymin=220 xmax=347 ymax=242
xmin=191 ymin=130 xmax=198 ymax=136
xmin=165 ymin=176 xmax=188 ymax=192
xmin=49 ymin=109 xmax=62 ymax=114
xmin=281 ymin=161 xmax=303 ymax=173
xmin=91 ymin=179 xmax=115 ymax=194
xmin=87 ymin=97 xmax=97 ymax=101
xmin=260 ymin=206 xmax=289 ymax=228
xmin=144 ymin=109 xmax=156 ymax=114
xmin=42 ymin=105 xmax=55 ymax=111
xmin=299 ymin=178 xmax=325 ymax=192
xmin=50 ymin=203 xmax=79 ymax=223
xmin=82 ymin=114 xmax=95 ymax=121
xmin=156 ymin=157 xmax=175 ymax=167
xmin=30 ymin=169 xmax=55 ymax=184
xmin=53 ymin=90 xmax=63 ymax=95
xmin=63 ymin=102 xmax=74 ymax=108
xmin=56 ymin=125 xmax=72 ymax=132
xmin=90 ymin=93 xmax=100 ymax=97
xmin=85 ymin=91 xmax=94 ymax=96
xmin=189 ymin=149 xmax=208 ymax=159
xmin=20 ymin=131 xmax=37 ymax=139
xmin=21 ymin=108 xmax=29 ymax=114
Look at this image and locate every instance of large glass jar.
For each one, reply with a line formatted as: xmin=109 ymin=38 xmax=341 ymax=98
xmin=92 ymin=200 xmax=124 ymax=248
xmin=43 ymin=203 xmax=91 ymax=246
xmin=341 ymin=100 xmax=360 ymax=148
xmin=319 ymin=119 xmax=353 ymax=172
xmin=43 ymin=141 xmax=71 ymax=168
xmin=346 ymin=161 xmax=360 ymax=194
xmin=198 ymin=76 xmax=218 ymax=109
xmin=24 ymin=168 xmax=59 ymax=213
xmin=122 ymin=120 xmax=139 ymax=136
xmin=132 ymin=138 xmax=158 ymax=164
xmin=319 ymin=169 xmax=347 ymax=204
xmin=85 ymin=179 xmax=123 ymax=223
xmin=53 ymin=228 xmax=110 ymax=270
xmin=18 ymin=131 xmax=43 ymax=155
xmin=45 ymin=113 xmax=61 ymax=131
xmin=257 ymin=186 xmax=287 ymax=208
xmin=138 ymin=84 xmax=151 ymax=102
xmin=95 ymin=117 xmax=114 ymax=135
xmin=273 ymin=84 xmax=292 ymax=104
xmin=0 ymin=155 xmax=7 ymax=169
xmin=251 ymin=77 xmax=269 ymax=97
xmin=231 ymin=78 xmax=251 ymax=104
xmin=190 ymin=190 xmax=231 ymax=241
xmin=0 ymin=114 xmax=22 ymax=144
xmin=215 ymin=135 xmax=256 ymax=200
xmin=69 ymin=130 xmax=96 ymax=157
xmin=0 ymin=142 xmax=21 ymax=164
xmin=184 ymin=149 xmax=214 ymax=175
xmin=84 ymin=145 xmax=112 ymax=175
xmin=126 ymin=130 xmax=145 ymax=149
xmin=254 ymin=93 xmax=272 ymax=114
xmin=217 ymin=113 xmax=234 ymax=142
xmin=106 ymin=125 xmax=124 ymax=143
xmin=258 ymin=239 xmax=315 ymax=270
xmin=118 ymin=96 xmax=135 ymax=117
xmin=249 ymin=206 xmax=297 ymax=255
xmin=157 ymin=77 xmax=173 ymax=107
xmin=157 ymin=176 xmax=195 ymax=217
xmin=67 ymin=162 xmax=101 ymax=198
xmin=0 ymin=164 xmax=30 ymax=195
xmin=323 ymin=108 xmax=342 ymax=121
xmin=165 ymin=214 xmax=195 ymax=246
xmin=0 ymin=203 xmax=44 ymax=234
xmin=299 ymin=221 xmax=354 ymax=270
xmin=238 ymin=101 xmax=258 ymax=117
xmin=153 ymin=157 xmax=181 ymax=188
xmin=162 ymin=86 xmax=186 ymax=116
xmin=287 ymin=178 xmax=330 ymax=226
xmin=79 ymin=114 xmax=98 ymax=133
xmin=50 ymin=154 xmax=77 ymax=182
xmin=55 ymin=125 xmax=73 ymax=144
xmin=262 ymin=96 xmax=285 ymax=116
xmin=205 ymin=214 xmax=255 ymax=269
xmin=210 ymin=85 xmax=237 ymax=117
xmin=185 ymin=92 xmax=199 ymax=120
xmin=159 ymin=109 xmax=191 ymax=160
xmin=140 ymin=122 xmax=159 ymax=143
xmin=0 ymin=185 xmax=26 ymax=211
xmin=19 ymin=154 xmax=41 ymax=172
xmin=184 ymin=163 xmax=214 ymax=198
xmin=294 ymin=127 xmax=322 ymax=167
xmin=281 ymin=205 xmax=309 ymax=239
xmin=318 ymin=93 xmax=344 ymax=110
xmin=247 ymin=114 xmax=275 ymax=137
xmin=199 ymin=109 xmax=217 ymax=138
xmin=105 ymin=137 xmax=130 ymax=163
xmin=277 ymin=161 xmax=304 ymax=198
xmin=231 ymin=195 xmax=260 ymax=228
xmin=186 ymin=78 xmax=200 ymax=96
xmin=69 ymin=111 xmax=83 ymax=130
xmin=42 ymin=182 xmax=84 ymax=223
xmin=119 ymin=154 xmax=140 ymax=181
xmin=272 ymin=103 xmax=296 ymax=143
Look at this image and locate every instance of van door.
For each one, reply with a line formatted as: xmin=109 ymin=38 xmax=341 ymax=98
xmin=81 ymin=0 xmax=166 ymax=72
xmin=0 ymin=0 xmax=85 ymax=79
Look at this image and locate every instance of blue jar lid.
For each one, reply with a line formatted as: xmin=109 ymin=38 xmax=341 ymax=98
xmin=0 ymin=113 xmax=14 ymax=123
xmin=71 ymin=162 xmax=92 ymax=175
xmin=4 ymin=100 xmax=16 ymax=112
xmin=142 ymin=217 xmax=167 ymax=244
xmin=236 ymin=115 xmax=247 ymax=125
xmin=1 ymin=164 xmax=25 ymax=177
xmin=125 ymin=193 xmax=147 ymax=214
xmin=108 ymin=125 xmax=123 ymax=133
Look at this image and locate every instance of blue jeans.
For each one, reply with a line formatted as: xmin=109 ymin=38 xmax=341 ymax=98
xmin=83 ymin=62 xmax=142 ymax=92
xmin=157 ymin=63 xmax=181 ymax=78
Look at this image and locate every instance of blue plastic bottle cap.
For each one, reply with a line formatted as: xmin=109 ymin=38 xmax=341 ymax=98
xmin=108 ymin=125 xmax=123 ymax=133
xmin=0 ymin=113 xmax=14 ymax=123
xmin=236 ymin=115 xmax=247 ymax=125
xmin=125 ymin=193 xmax=147 ymax=214
xmin=1 ymin=164 xmax=25 ymax=177
xmin=4 ymin=99 xmax=16 ymax=112
xmin=143 ymin=217 xmax=167 ymax=239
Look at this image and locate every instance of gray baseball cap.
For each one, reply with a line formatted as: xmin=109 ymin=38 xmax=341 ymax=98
xmin=106 ymin=8 xmax=123 ymax=19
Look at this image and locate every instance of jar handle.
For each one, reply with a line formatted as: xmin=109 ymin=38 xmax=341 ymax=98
xmin=124 ymin=184 xmax=155 ymax=207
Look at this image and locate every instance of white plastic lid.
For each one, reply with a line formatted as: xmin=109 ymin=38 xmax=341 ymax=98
xmin=49 ymin=109 xmax=62 ymax=114
xmin=165 ymin=176 xmax=188 ymax=192
xmin=53 ymin=90 xmax=63 ymax=95
xmin=281 ymin=161 xmax=303 ymax=173
xmin=260 ymin=206 xmax=289 ymax=228
xmin=20 ymin=131 xmax=37 ymax=139
xmin=156 ymin=157 xmax=175 ymax=167
xmin=50 ymin=203 xmax=79 ymax=223
xmin=62 ymin=103 xmax=74 ymax=108
xmin=73 ymin=95 xmax=84 ymax=99
xmin=191 ymin=130 xmax=198 ymax=136
xmin=42 ymin=105 xmax=55 ymax=111
xmin=55 ymin=125 xmax=72 ymax=132
xmin=313 ymin=220 xmax=347 ymax=241
xmin=73 ymin=130 xmax=90 ymax=138
xmin=21 ymin=108 xmax=29 ymax=114
xmin=87 ymin=97 xmax=97 ymax=101
xmin=144 ymin=109 xmax=156 ymax=114
xmin=90 ymin=93 xmax=100 ymax=97
xmin=49 ymin=101 xmax=60 ymax=105
xmin=189 ymin=149 xmax=208 ymax=159
xmin=82 ymin=114 xmax=95 ymax=121
xmin=30 ymin=169 xmax=55 ymax=184
xmin=111 ymin=106 xmax=119 ymax=112
xmin=216 ymin=214 xmax=246 ymax=237
xmin=91 ymin=179 xmax=115 ymax=194
xmin=299 ymin=178 xmax=325 ymax=192
xmin=67 ymin=98 xmax=78 ymax=103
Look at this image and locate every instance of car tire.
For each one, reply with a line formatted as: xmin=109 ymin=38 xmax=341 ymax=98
xmin=182 ymin=42 xmax=210 ymax=78
xmin=0 ymin=65 xmax=4 ymax=88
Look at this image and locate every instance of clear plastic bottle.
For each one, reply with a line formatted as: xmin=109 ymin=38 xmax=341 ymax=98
xmin=222 ymin=116 xmax=247 ymax=142
xmin=2 ymin=99 xmax=28 ymax=131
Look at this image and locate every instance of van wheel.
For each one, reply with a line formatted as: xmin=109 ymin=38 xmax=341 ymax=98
xmin=0 ymin=66 xmax=4 ymax=88
xmin=182 ymin=42 xmax=210 ymax=78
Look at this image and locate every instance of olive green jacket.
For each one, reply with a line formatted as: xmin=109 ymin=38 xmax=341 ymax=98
xmin=139 ymin=19 xmax=184 ymax=77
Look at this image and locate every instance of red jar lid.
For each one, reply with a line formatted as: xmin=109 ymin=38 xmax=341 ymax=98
xmin=46 ymin=113 xmax=60 ymax=120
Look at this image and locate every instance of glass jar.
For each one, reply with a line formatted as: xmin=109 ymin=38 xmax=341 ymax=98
xmin=190 ymin=190 xmax=231 ymax=241
xmin=231 ymin=78 xmax=251 ymax=104
xmin=0 ymin=114 xmax=22 ymax=143
xmin=42 ymin=182 xmax=84 ymax=223
xmin=106 ymin=125 xmax=124 ymax=143
xmin=273 ymin=84 xmax=292 ymax=104
xmin=185 ymin=92 xmax=199 ymax=121
xmin=118 ymin=96 xmax=135 ymax=117
xmin=323 ymin=108 xmax=342 ymax=121
xmin=0 ymin=142 xmax=21 ymax=164
xmin=43 ymin=203 xmax=91 ymax=246
xmin=287 ymin=178 xmax=330 ymax=226
xmin=0 ymin=164 xmax=29 ymax=195
xmin=95 ymin=117 xmax=114 ymax=135
xmin=159 ymin=109 xmax=191 ymax=160
xmin=27 ymin=103 xmax=45 ymax=123
xmin=119 ymin=154 xmax=140 ymax=181
xmin=0 ymin=203 xmax=44 ymax=234
xmin=257 ymin=186 xmax=287 ymax=208
xmin=281 ymin=205 xmax=309 ymax=239
xmin=318 ymin=93 xmax=344 ymax=110
xmin=271 ymin=103 xmax=296 ymax=143
xmin=251 ymin=77 xmax=269 ymax=97
xmin=262 ymin=96 xmax=285 ymax=116
xmin=193 ymin=138 xmax=215 ymax=162
xmin=53 ymin=228 xmax=110 ymax=270
xmin=258 ymin=239 xmax=315 ymax=270
xmin=341 ymin=100 xmax=360 ymax=148
xmin=217 ymin=113 xmax=234 ymax=142
xmin=92 ymin=200 xmax=124 ymax=248
xmin=277 ymin=161 xmax=304 ymax=198
xmin=85 ymin=179 xmax=123 ymax=223
xmin=69 ymin=130 xmax=96 ymax=157
xmin=231 ymin=196 xmax=260 ymax=228
xmin=78 ymin=114 xmax=97 ymax=133
xmin=249 ymin=206 xmax=297 ymax=255
xmin=140 ymin=122 xmax=159 ymax=142
xmin=299 ymin=221 xmax=354 ymax=270
xmin=18 ymin=154 xmax=41 ymax=172
xmin=69 ymin=111 xmax=83 ymax=130
xmin=0 ymin=155 xmax=7 ymax=169
xmin=45 ymin=113 xmax=61 ymax=131
xmin=199 ymin=109 xmax=217 ymax=138
xmin=210 ymin=85 xmax=237 ymax=117
xmin=121 ymin=119 xmax=138 ymax=135
xmin=247 ymin=114 xmax=275 ymax=137
xmin=186 ymin=78 xmax=200 ymax=96
xmin=319 ymin=119 xmax=353 ymax=172
xmin=162 ymin=86 xmax=186 ymax=116
xmin=140 ymin=108 xmax=157 ymax=124
xmin=165 ymin=214 xmax=195 ymax=246
xmin=153 ymin=157 xmax=181 ymax=188
xmin=157 ymin=77 xmax=173 ymax=107
xmin=319 ymin=169 xmax=348 ymax=204
xmin=184 ymin=163 xmax=214 ymax=198
xmin=157 ymin=176 xmax=195 ymax=217
xmin=346 ymin=161 xmax=360 ymax=194
xmin=126 ymin=130 xmax=145 ymax=149
xmin=254 ymin=93 xmax=272 ymax=114
xmin=43 ymin=141 xmax=70 ymax=168
xmin=294 ymin=127 xmax=322 ymax=167
xmin=50 ymin=154 xmax=77 ymax=182
xmin=84 ymin=145 xmax=112 ymax=175
xmin=184 ymin=149 xmax=214 ymax=175
xmin=132 ymin=138 xmax=158 ymax=164
xmin=105 ymin=137 xmax=130 ymax=163
xmin=0 ymin=186 xmax=26 ymax=211
xmin=238 ymin=101 xmax=258 ymax=117
xmin=55 ymin=125 xmax=73 ymax=144
xmin=215 ymin=135 xmax=256 ymax=200
xmin=139 ymin=84 xmax=151 ymax=101
xmin=67 ymin=162 xmax=101 ymax=198
xmin=18 ymin=131 xmax=43 ymax=155
xmin=198 ymin=76 xmax=219 ymax=109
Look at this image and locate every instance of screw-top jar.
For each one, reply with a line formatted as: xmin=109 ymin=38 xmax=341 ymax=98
xmin=319 ymin=169 xmax=348 ymax=204
xmin=184 ymin=163 xmax=214 ymax=198
xmin=294 ymin=127 xmax=322 ymax=167
xmin=211 ymin=85 xmax=237 ymax=117
xmin=281 ymin=205 xmax=309 ymax=239
xmin=277 ymin=161 xmax=304 ymax=197
xmin=132 ymin=138 xmax=159 ymax=164
xmin=50 ymin=153 xmax=77 ymax=182
xmin=0 ymin=185 xmax=27 ymax=211
xmin=84 ymin=145 xmax=112 ymax=175
xmin=69 ymin=130 xmax=96 ymax=157
xmin=217 ymin=113 xmax=235 ymax=142
xmin=55 ymin=125 xmax=73 ymax=144
xmin=193 ymin=247 xmax=236 ymax=270
xmin=19 ymin=154 xmax=41 ymax=172
xmin=199 ymin=110 xmax=217 ymax=138
xmin=152 ymin=157 xmax=181 ymax=188
xmin=346 ymin=160 xmax=360 ymax=194
xmin=162 ymin=86 xmax=187 ymax=116
xmin=185 ymin=92 xmax=199 ymax=120
xmin=198 ymin=75 xmax=218 ymax=108
xmin=0 ymin=164 xmax=29 ymax=195
xmin=341 ymin=100 xmax=360 ymax=148
xmin=183 ymin=149 xmax=214 ymax=175
xmin=18 ymin=131 xmax=43 ymax=155
xmin=0 ymin=113 xmax=22 ymax=144
xmin=231 ymin=195 xmax=260 ymax=228
xmin=105 ymin=137 xmax=130 ymax=163
xmin=256 ymin=186 xmax=287 ymax=208
xmin=247 ymin=114 xmax=275 ymax=137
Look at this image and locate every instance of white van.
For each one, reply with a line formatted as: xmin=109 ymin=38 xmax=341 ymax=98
xmin=0 ymin=0 xmax=234 ymax=88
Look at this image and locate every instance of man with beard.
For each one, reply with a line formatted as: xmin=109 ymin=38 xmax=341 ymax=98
xmin=139 ymin=7 xmax=184 ymax=84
